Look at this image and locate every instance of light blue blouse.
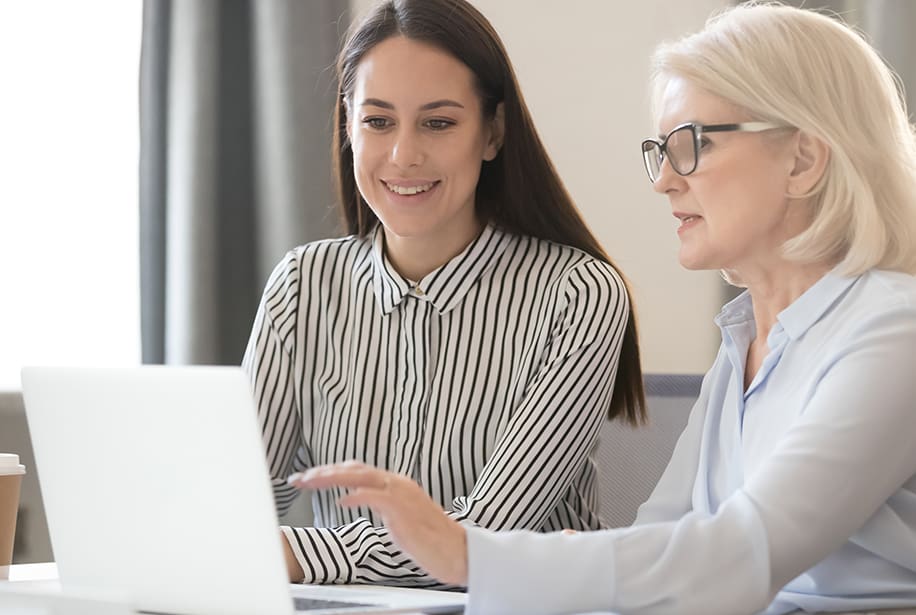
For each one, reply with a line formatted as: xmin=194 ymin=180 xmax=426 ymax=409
xmin=465 ymin=269 xmax=916 ymax=615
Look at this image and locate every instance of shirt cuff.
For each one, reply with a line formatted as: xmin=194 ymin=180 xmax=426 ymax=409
xmin=281 ymin=525 xmax=355 ymax=584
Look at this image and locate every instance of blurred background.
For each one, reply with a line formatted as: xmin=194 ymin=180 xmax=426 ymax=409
xmin=1 ymin=0 xmax=913 ymax=564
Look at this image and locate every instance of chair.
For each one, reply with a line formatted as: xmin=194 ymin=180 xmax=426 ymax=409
xmin=597 ymin=373 xmax=702 ymax=528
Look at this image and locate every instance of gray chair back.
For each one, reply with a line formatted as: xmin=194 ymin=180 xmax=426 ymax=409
xmin=597 ymin=373 xmax=702 ymax=528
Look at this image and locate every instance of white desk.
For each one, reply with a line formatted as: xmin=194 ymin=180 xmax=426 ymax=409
xmin=2 ymin=562 xmax=58 ymax=583
xmin=0 ymin=563 xmax=438 ymax=614
xmin=0 ymin=563 xmax=137 ymax=614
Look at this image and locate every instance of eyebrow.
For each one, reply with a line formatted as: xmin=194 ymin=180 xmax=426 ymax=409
xmin=359 ymin=98 xmax=466 ymax=111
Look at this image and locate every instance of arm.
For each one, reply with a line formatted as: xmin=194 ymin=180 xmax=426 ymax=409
xmin=302 ymin=298 xmax=916 ymax=611
xmin=286 ymin=260 xmax=630 ymax=585
xmin=631 ymin=361 xmax=714 ymax=525
xmin=447 ymin=260 xmax=629 ymax=530
xmin=242 ymin=251 xmax=307 ymax=517
xmin=465 ymin=301 xmax=916 ymax=615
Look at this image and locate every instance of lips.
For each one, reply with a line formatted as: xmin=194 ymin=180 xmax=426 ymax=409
xmin=673 ymin=212 xmax=703 ymax=233
xmin=674 ymin=211 xmax=701 ymax=224
xmin=384 ymin=180 xmax=438 ymax=196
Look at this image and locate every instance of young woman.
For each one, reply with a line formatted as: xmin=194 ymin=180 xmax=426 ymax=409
xmin=242 ymin=0 xmax=644 ymax=587
xmin=293 ymin=3 xmax=916 ymax=613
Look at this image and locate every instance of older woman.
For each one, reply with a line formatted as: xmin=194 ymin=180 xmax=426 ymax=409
xmin=291 ymin=3 xmax=916 ymax=614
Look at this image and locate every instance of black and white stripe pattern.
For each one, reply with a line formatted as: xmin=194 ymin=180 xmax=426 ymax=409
xmin=242 ymin=224 xmax=629 ymax=586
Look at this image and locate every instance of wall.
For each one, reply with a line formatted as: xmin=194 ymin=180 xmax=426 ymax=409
xmin=349 ymin=0 xmax=730 ymax=373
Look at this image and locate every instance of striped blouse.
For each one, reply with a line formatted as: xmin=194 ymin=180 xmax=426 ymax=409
xmin=242 ymin=223 xmax=629 ymax=586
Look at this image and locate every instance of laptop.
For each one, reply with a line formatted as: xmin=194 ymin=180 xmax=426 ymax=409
xmin=20 ymin=365 xmax=466 ymax=615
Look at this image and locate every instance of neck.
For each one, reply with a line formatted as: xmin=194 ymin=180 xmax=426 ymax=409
xmin=739 ymin=259 xmax=833 ymax=339
xmin=383 ymin=217 xmax=485 ymax=281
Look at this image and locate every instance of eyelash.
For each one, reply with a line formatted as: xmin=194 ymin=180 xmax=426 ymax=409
xmin=425 ymin=118 xmax=454 ymax=130
xmin=360 ymin=117 xmax=456 ymax=131
xmin=363 ymin=117 xmax=391 ymax=130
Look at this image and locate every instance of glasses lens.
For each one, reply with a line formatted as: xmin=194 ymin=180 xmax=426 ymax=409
xmin=641 ymin=141 xmax=662 ymax=182
xmin=666 ymin=125 xmax=697 ymax=175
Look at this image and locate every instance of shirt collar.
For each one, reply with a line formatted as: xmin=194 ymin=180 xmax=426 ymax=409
xmin=714 ymin=267 xmax=860 ymax=339
xmin=776 ymin=268 xmax=859 ymax=340
xmin=715 ymin=289 xmax=755 ymax=329
xmin=371 ymin=224 xmax=512 ymax=316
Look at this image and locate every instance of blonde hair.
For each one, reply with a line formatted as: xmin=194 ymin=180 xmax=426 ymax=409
xmin=651 ymin=1 xmax=916 ymax=277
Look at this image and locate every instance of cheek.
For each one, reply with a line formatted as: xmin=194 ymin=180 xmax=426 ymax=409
xmin=349 ymin=133 xmax=381 ymax=179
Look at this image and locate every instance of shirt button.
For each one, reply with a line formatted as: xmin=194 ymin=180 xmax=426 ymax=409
xmin=413 ymin=286 xmax=425 ymax=297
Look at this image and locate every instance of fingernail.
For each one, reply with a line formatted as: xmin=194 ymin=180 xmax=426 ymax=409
xmin=287 ymin=473 xmax=303 ymax=484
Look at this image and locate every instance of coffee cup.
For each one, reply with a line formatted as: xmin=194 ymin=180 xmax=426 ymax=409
xmin=0 ymin=453 xmax=26 ymax=568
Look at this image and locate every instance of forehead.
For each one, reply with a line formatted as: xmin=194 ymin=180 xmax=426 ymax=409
xmin=656 ymin=76 xmax=746 ymax=133
xmin=353 ymin=36 xmax=480 ymax=109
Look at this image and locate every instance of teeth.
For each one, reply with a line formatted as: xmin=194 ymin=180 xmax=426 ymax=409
xmin=385 ymin=181 xmax=434 ymax=196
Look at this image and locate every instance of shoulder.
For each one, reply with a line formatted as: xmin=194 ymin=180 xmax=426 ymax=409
xmin=542 ymin=237 xmax=626 ymax=298
xmin=287 ymin=235 xmax=371 ymax=269
xmin=260 ymin=235 xmax=371 ymax=307
xmin=508 ymin=235 xmax=625 ymax=287
xmin=856 ymin=269 xmax=916 ymax=306
xmin=820 ymin=270 xmax=916 ymax=356
xmin=268 ymin=235 xmax=371 ymax=283
xmin=839 ymin=269 xmax=916 ymax=326
xmin=507 ymin=234 xmax=629 ymax=313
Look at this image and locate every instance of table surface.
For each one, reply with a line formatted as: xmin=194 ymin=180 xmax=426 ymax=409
xmin=2 ymin=562 xmax=59 ymax=582
xmin=0 ymin=563 xmax=447 ymax=614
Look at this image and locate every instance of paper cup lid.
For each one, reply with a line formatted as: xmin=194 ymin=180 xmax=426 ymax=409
xmin=0 ymin=453 xmax=26 ymax=475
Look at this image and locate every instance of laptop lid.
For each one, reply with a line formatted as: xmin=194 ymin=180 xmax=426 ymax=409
xmin=21 ymin=366 xmax=296 ymax=615
xmin=21 ymin=366 xmax=466 ymax=615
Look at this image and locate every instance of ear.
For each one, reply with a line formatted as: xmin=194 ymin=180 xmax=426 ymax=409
xmin=787 ymin=130 xmax=830 ymax=197
xmin=483 ymin=102 xmax=505 ymax=162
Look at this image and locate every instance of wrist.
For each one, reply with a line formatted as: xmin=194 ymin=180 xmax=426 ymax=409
xmin=446 ymin=522 xmax=469 ymax=586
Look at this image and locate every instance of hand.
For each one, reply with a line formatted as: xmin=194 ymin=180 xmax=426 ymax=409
xmin=288 ymin=461 xmax=469 ymax=585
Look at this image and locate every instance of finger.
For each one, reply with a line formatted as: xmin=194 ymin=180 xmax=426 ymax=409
xmin=338 ymin=488 xmax=395 ymax=511
xmin=286 ymin=462 xmax=370 ymax=485
xmin=561 ymin=529 xmax=578 ymax=535
xmin=289 ymin=464 xmax=389 ymax=490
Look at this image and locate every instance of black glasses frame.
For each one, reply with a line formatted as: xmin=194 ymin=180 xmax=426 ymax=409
xmin=641 ymin=121 xmax=787 ymax=183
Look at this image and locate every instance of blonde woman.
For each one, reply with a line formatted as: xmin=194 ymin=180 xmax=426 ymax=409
xmin=292 ymin=3 xmax=916 ymax=613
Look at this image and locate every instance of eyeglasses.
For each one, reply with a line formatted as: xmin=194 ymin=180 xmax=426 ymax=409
xmin=641 ymin=121 xmax=787 ymax=183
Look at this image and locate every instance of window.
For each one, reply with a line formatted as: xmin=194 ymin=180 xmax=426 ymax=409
xmin=0 ymin=2 xmax=141 ymax=390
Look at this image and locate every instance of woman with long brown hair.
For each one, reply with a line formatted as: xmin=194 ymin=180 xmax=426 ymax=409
xmin=243 ymin=0 xmax=644 ymax=587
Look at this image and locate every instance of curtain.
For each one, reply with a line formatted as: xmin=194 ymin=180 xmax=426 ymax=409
xmin=139 ymin=0 xmax=348 ymax=366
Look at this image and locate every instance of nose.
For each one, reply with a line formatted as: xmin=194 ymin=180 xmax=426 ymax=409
xmin=391 ymin=127 xmax=424 ymax=168
xmin=652 ymin=155 xmax=683 ymax=195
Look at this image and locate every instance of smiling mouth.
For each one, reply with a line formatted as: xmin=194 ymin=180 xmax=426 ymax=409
xmin=384 ymin=181 xmax=438 ymax=196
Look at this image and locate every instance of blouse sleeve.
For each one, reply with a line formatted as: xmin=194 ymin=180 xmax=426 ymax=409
xmin=465 ymin=298 xmax=916 ymax=615
xmin=282 ymin=259 xmax=632 ymax=586
xmin=242 ymin=251 xmax=307 ymax=516
xmin=631 ymin=358 xmax=714 ymax=526
xmin=447 ymin=259 xmax=629 ymax=530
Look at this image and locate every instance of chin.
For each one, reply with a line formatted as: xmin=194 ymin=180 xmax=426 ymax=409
xmin=677 ymin=253 xmax=706 ymax=271
xmin=677 ymin=244 xmax=724 ymax=272
xmin=375 ymin=215 xmax=437 ymax=240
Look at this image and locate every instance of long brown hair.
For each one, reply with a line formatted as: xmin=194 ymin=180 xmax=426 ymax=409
xmin=332 ymin=0 xmax=645 ymax=424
